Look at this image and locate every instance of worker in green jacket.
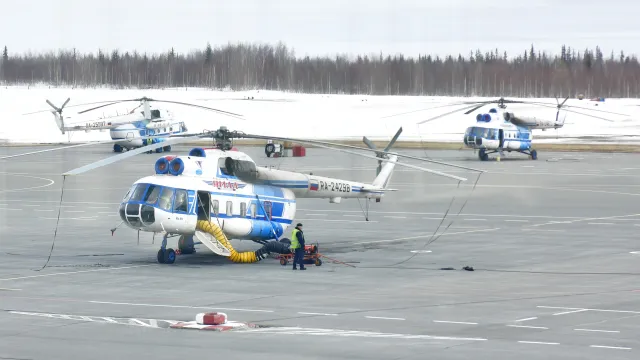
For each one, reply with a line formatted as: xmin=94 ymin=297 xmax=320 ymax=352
xmin=290 ymin=223 xmax=306 ymax=270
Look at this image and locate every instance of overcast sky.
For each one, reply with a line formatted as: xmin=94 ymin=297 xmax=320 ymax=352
xmin=2 ymin=0 xmax=638 ymax=59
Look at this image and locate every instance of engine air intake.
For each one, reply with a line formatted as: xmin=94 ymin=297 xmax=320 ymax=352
xmin=169 ymin=158 xmax=185 ymax=175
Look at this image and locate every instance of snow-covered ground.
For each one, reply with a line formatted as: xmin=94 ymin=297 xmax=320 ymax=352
xmin=1 ymin=85 xmax=639 ymax=145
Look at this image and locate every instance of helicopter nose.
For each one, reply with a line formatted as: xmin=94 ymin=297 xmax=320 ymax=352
xmin=119 ymin=202 xmax=156 ymax=228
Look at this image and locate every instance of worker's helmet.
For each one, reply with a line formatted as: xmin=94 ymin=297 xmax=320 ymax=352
xmin=296 ymin=223 xmax=303 ymax=227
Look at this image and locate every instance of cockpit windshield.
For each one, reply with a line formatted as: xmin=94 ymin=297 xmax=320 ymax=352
xmin=465 ymin=126 xmax=498 ymax=140
xmin=122 ymin=183 xmax=190 ymax=213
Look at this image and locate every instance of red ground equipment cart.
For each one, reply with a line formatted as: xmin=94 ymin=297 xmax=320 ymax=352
xmin=278 ymin=244 xmax=322 ymax=266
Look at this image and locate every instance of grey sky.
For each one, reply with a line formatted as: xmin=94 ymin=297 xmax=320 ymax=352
xmin=2 ymin=0 xmax=638 ymax=59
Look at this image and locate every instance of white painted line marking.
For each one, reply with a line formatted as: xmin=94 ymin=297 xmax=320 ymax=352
xmin=434 ymin=320 xmax=478 ymax=325
xmin=39 ymin=217 xmax=97 ymax=221
xmin=410 ymin=250 xmax=431 ymax=253
xmin=33 ymin=209 xmax=53 ymax=212
xmin=508 ymin=325 xmax=548 ymax=329
xmin=98 ymin=212 xmax=114 ymax=214
xmin=0 ymin=287 xmax=21 ymax=291
xmin=553 ymin=309 xmax=589 ymax=316
xmin=89 ymin=300 xmax=274 ymax=313
xmin=515 ymin=317 xmax=537 ymax=322
xmin=464 ymin=218 xmax=485 ymax=221
xmin=518 ymin=341 xmax=559 ymax=345
xmin=365 ymin=316 xmax=405 ymax=321
xmin=64 ymin=211 xmax=85 ymax=213
xmin=590 ymin=345 xmax=631 ymax=350
xmin=588 ymin=222 xmax=615 ymax=225
xmin=505 ymin=219 xmax=529 ymax=222
xmin=0 ymin=265 xmax=151 ymax=281
xmin=344 ymin=215 xmax=362 ymax=217
xmin=538 ymin=306 xmax=640 ymax=315
xmin=128 ymin=319 xmax=154 ymax=327
xmin=296 ymin=219 xmax=378 ymax=223
xmin=237 ymin=327 xmax=488 ymax=341
xmin=384 ymin=216 xmax=407 ymax=219
xmin=298 ymin=312 xmax=338 ymax=316
xmin=23 ymin=204 xmax=40 ymax=207
xmin=353 ymin=228 xmax=500 ymax=245
xmin=574 ymin=329 xmax=620 ymax=333
xmin=630 ymin=251 xmax=640 ymax=254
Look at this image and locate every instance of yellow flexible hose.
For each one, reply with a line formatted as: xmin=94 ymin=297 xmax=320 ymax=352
xmin=196 ymin=219 xmax=258 ymax=263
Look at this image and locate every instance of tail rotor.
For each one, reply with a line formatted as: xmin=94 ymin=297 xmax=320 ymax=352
xmin=363 ymin=127 xmax=403 ymax=175
xmin=46 ymin=98 xmax=71 ymax=134
xmin=554 ymin=95 xmax=570 ymax=128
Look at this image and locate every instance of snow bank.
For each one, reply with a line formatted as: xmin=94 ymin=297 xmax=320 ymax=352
xmin=0 ymin=85 xmax=638 ymax=145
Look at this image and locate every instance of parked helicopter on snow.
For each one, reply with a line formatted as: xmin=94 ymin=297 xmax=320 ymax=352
xmin=394 ymin=96 xmax=628 ymax=161
xmin=2 ymin=114 xmax=483 ymax=265
xmin=25 ymin=97 xmax=243 ymax=154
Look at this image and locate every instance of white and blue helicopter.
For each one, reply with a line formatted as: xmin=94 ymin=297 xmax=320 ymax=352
xmin=410 ymin=96 xmax=628 ymax=161
xmin=26 ymin=97 xmax=243 ymax=154
xmin=2 ymin=123 xmax=483 ymax=265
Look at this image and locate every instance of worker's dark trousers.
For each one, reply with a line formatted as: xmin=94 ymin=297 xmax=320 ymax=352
xmin=293 ymin=248 xmax=305 ymax=269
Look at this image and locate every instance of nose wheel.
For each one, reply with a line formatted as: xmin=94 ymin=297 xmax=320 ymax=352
xmin=156 ymin=233 xmax=176 ymax=264
xmin=157 ymin=248 xmax=176 ymax=264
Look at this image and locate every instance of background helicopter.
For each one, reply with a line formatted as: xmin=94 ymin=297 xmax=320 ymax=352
xmin=25 ymin=96 xmax=243 ymax=154
xmin=2 ymin=121 xmax=483 ymax=265
xmin=405 ymin=96 xmax=629 ymax=161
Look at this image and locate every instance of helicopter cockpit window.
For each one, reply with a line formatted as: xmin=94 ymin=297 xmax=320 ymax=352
xmin=144 ymin=184 xmax=161 ymax=204
xmin=122 ymin=185 xmax=135 ymax=202
xmin=158 ymin=188 xmax=174 ymax=211
xmin=173 ymin=189 xmax=188 ymax=213
xmin=151 ymin=109 xmax=161 ymax=119
xmin=129 ymin=183 xmax=148 ymax=202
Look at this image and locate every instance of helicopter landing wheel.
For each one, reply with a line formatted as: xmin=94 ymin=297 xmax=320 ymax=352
xmin=530 ymin=149 xmax=538 ymax=160
xmin=178 ymin=235 xmax=195 ymax=255
xmin=164 ymin=248 xmax=176 ymax=264
xmin=478 ymin=148 xmax=489 ymax=161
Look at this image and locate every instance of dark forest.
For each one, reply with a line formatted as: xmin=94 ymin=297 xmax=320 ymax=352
xmin=1 ymin=42 xmax=639 ymax=98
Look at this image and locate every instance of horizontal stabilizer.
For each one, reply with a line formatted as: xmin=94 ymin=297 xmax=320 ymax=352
xmin=360 ymin=187 xmax=398 ymax=192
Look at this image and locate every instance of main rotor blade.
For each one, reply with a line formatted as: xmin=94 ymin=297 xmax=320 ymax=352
xmin=463 ymin=103 xmax=487 ymax=114
xmin=235 ymin=132 xmax=482 ymax=174
xmin=280 ymin=140 xmax=467 ymax=182
xmin=530 ymin=103 xmax=617 ymax=122
xmin=516 ymin=100 xmax=630 ymax=116
xmin=252 ymin=133 xmax=484 ymax=173
xmin=62 ymin=135 xmax=203 ymax=176
xmin=78 ymin=100 xmax=131 ymax=114
xmin=380 ymin=101 xmax=475 ymax=119
xmin=150 ymin=99 xmax=244 ymax=119
xmin=23 ymin=99 xmax=133 ymax=115
xmin=0 ymin=135 xmax=174 ymax=160
xmin=417 ymin=103 xmax=488 ymax=125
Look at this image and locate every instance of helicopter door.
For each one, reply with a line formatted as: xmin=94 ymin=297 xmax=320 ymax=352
xmin=498 ymin=129 xmax=504 ymax=148
xmin=196 ymin=191 xmax=211 ymax=221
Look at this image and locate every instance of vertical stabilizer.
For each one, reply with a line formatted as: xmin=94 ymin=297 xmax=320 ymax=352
xmin=372 ymin=154 xmax=398 ymax=188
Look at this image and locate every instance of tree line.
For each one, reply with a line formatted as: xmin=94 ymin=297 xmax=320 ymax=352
xmin=1 ymin=42 xmax=639 ymax=98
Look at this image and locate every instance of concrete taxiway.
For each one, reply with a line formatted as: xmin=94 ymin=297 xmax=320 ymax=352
xmin=0 ymin=145 xmax=639 ymax=360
